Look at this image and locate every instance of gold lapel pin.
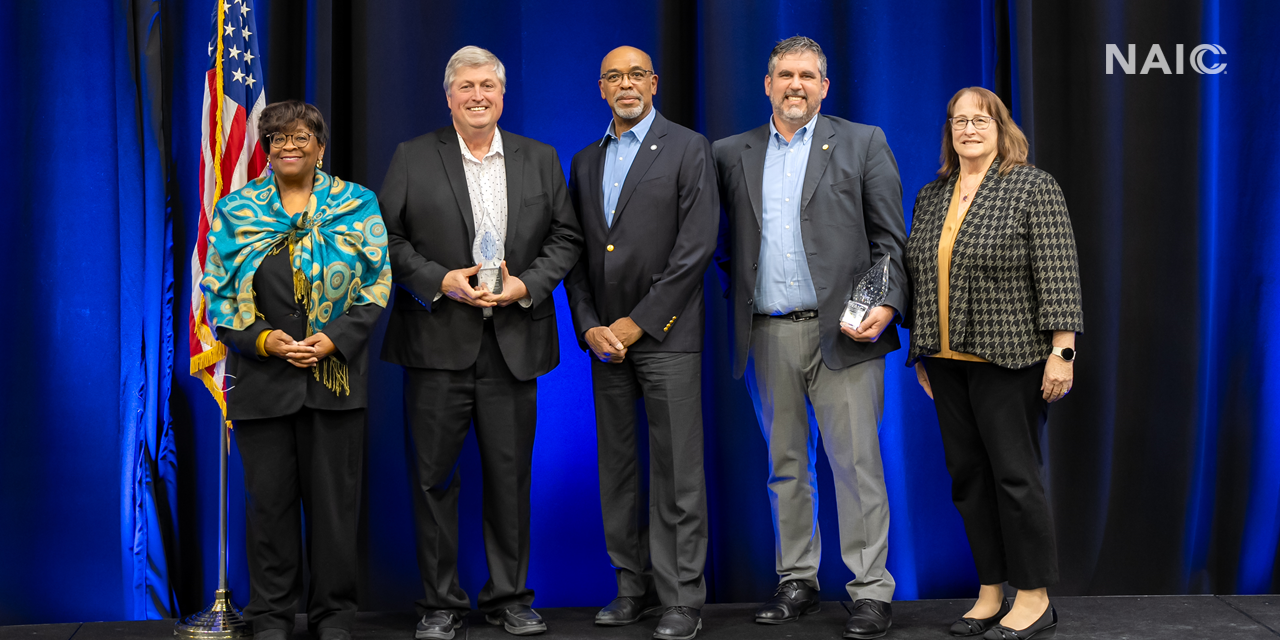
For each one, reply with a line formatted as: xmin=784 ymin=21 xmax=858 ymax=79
xmin=651 ymin=145 xmax=658 ymax=150
xmin=822 ymin=144 xmax=829 ymax=150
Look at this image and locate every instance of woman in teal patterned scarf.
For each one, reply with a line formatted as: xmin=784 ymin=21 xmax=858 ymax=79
xmin=200 ymin=101 xmax=390 ymax=640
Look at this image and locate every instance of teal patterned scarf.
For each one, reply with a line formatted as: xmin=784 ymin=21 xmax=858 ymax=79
xmin=201 ymin=170 xmax=392 ymax=394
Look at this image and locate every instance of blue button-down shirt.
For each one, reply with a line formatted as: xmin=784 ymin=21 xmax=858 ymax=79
xmin=755 ymin=113 xmax=820 ymax=315
xmin=600 ymin=108 xmax=657 ymax=227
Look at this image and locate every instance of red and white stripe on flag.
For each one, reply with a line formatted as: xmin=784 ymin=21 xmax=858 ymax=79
xmin=189 ymin=0 xmax=268 ymax=414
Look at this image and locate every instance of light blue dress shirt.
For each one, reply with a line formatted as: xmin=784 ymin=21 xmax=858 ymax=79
xmin=600 ymin=107 xmax=657 ymax=227
xmin=755 ymin=114 xmax=820 ymax=315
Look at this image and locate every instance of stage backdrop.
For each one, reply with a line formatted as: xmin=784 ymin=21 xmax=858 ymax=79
xmin=2 ymin=0 xmax=1278 ymax=625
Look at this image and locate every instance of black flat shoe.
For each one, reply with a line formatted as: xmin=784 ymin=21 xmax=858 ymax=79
xmin=950 ymin=599 xmax=1011 ymax=636
xmin=983 ymin=604 xmax=1056 ymax=640
xmin=754 ymin=580 xmax=821 ymax=624
xmin=596 ymin=595 xmax=663 ymax=626
xmin=844 ymin=599 xmax=892 ymax=639
xmin=653 ymin=606 xmax=702 ymax=640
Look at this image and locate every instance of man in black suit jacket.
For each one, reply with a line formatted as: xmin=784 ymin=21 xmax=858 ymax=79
xmin=378 ymin=46 xmax=582 ymax=639
xmin=713 ymin=37 xmax=908 ymax=640
xmin=565 ymin=46 xmax=718 ymax=640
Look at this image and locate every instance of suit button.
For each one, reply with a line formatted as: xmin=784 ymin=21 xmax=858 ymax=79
xmin=748 ymin=298 xmax=754 ymax=305
xmin=606 ymin=244 xmax=615 ymax=252
xmin=753 ymin=263 xmax=758 ymax=270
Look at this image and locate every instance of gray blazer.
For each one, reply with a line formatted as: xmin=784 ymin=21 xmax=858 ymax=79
xmin=904 ymin=160 xmax=1084 ymax=369
xmin=713 ymin=114 xmax=909 ymax=379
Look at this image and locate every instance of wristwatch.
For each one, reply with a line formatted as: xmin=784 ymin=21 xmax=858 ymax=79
xmin=1051 ymin=346 xmax=1076 ymax=362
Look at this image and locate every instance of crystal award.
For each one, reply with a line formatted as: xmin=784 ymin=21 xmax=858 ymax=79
xmin=840 ymin=254 xmax=891 ymax=329
xmin=473 ymin=223 xmax=504 ymax=296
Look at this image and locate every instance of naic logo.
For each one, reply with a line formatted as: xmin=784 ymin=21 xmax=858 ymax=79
xmin=1105 ymin=44 xmax=1227 ymax=74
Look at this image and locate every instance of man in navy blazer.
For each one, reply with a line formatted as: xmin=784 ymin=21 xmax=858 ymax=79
xmin=565 ymin=46 xmax=719 ymax=640
xmin=713 ymin=37 xmax=908 ymax=639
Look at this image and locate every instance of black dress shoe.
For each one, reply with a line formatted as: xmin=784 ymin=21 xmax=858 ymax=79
xmin=950 ymin=599 xmax=1012 ymax=636
xmin=982 ymin=604 xmax=1056 ymax=640
xmin=485 ymin=604 xmax=547 ymax=636
xmin=754 ymin=580 xmax=821 ymax=624
xmin=596 ymin=595 xmax=663 ymax=626
xmin=844 ymin=599 xmax=893 ymax=639
xmin=416 ymin=609 xmax=464 ymax=640
xmin=317 ymin=628 xmax=351 ymax=640
xmin=653 ymin=606 xmax=702 ymax=640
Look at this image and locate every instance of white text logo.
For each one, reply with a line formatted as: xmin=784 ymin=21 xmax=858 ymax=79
xmin=1105 ymin=44 xmax=1227 ymax=74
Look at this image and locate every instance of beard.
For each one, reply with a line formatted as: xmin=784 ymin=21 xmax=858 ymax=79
xmin=612 ymin=91 xmax=645 ymax=120
xmin=774 ymin=91 xmax=816 ymax=123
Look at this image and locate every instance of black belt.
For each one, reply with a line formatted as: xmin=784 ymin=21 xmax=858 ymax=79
xmin=758 ymin=309 xmax=818 ymax=322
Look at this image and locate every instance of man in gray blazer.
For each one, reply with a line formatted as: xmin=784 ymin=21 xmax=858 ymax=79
xmin=566 ymin=46 xmax=719 ymax=640
xmin=712 ymin=36 xmax=908 ymax=640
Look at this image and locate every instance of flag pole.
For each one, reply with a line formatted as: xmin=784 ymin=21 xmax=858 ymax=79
xmin=176 ymin=1 xmax=249 ymax=635
xmin=175 ymin=420 xmax=249 ymax=639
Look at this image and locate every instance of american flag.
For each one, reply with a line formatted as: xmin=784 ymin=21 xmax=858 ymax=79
xmin=189 ymin=0 xmax=268 ymax=411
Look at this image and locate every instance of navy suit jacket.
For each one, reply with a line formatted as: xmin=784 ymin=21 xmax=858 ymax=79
xmin=565 ymin=111 xmax=720 ymax=353
xmin=378 ymin=126 xmax=583 ymax=381
xmin=713 ymin=114 xmax=909 ymax=379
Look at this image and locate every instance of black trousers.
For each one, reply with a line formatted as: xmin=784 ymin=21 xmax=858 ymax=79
xmin=404 ymin=320 xmax=538 ymax=614
xmin=922 ymin=358 xmax=1059 ymax=589
xmin=591 ymin=351 xmax=708 ymax=608
xmin=233 ymin=407 xmax=365 ymax=634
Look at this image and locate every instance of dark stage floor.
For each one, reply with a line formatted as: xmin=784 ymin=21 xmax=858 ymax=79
xmin=3 ymin=596 xmax=1277 ymax=640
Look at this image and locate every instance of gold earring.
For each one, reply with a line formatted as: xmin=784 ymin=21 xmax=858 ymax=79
xmin=317 ymin=159 xmax=323 ymax=169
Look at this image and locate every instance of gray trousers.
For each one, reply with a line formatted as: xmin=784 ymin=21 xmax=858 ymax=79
xmin=745 ymin=315 xmax=895 ymax=602
xmin=591 ymin=351 xmax=708 ymax=608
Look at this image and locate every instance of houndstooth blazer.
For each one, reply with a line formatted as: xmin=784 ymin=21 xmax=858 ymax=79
xmin=905 ymin=160 xmax=1083 ymax=369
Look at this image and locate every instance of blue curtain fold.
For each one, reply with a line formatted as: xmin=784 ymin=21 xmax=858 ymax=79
xmin=0 ymin=0 xmax=177 ymax=624
xmin=115 ymin=0 xmax=180 ymax=621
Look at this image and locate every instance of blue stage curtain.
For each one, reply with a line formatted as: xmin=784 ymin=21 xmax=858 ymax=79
xmin=3 ymin=0 xmax=1279 ymax=627
xmin=0 ymin=0 xmax=178 ymax=625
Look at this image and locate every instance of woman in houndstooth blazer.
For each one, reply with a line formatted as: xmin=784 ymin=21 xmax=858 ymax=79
xmin=905 ymin=87 xmax=1083 ymax=640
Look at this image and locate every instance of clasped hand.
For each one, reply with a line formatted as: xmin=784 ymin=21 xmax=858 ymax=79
xmin=441 ymin=261 xmax=529 ymax=308
xmin=586 ymin=317 xmax=644 ymax=363
xmin=264 ymin=330 xmax=334 ymax=368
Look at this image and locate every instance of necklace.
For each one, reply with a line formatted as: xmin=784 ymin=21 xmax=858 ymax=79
xmin=960 ymin=175 xmax=982 ymax=203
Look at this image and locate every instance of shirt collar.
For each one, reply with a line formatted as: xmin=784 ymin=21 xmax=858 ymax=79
xmin=768 ymin=112 xmax=820 ymax=147
xmin=458 ymin=128 xmax=504 ymax=163
xmin=599 ymin=107 xmax=658 ymax=147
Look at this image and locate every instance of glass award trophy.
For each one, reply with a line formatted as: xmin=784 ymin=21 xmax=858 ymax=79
xmin=474 ymin=223 xmax=504 ymax=295
xmin=840 ymin=254 xmax=891 ymax=329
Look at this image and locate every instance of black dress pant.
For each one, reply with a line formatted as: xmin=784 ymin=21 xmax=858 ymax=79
xmin=405 ymin=320 xmax=538 ymax=614
xmin=591 ymin=351 xmax=708 ymax=608
xmin=922 ymin=358 xmax=1059 ymax=589
xmin=233 ymin=407 xmax=365 ymax=634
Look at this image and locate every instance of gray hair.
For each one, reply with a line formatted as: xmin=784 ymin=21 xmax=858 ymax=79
xmin=767 ymin=36 xmax=827 ymax=79
xmin=443 ymin=45 xmax=507 ymax=95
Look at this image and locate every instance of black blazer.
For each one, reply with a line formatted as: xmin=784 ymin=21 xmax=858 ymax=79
xmin=713 ymin=114 xmax=909 ymax=379
xmin=564 ymin=111 xmax=720 ymax=353
xmin=218 ymin=247 xmax=384 ymax=421
xmin=378 ymin=126 xmax=583 ymax=381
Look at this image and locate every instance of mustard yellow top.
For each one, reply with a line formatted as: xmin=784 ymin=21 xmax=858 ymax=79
xmin=931 ymin=178 xmax=989 ymax=363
